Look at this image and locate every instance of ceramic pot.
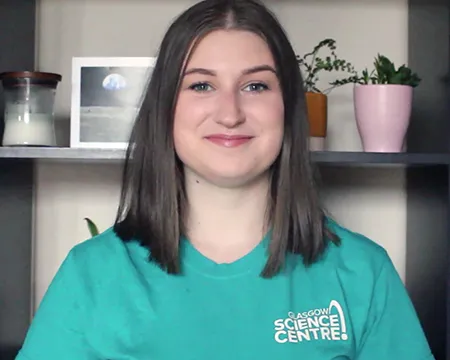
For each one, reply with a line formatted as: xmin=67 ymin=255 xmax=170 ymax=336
xmin=354 ymin=84 xmax=413 ymax=152
xmin=305 ymin=91 xmax=327 ymax=151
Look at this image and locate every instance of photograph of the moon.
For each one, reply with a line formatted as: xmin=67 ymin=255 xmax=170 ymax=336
xmin=79 ymin=66 xmax=152 ymax=143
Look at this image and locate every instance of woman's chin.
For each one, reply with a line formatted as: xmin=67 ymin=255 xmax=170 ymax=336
xmin=196 ymin=168 xmax=270 ymax=189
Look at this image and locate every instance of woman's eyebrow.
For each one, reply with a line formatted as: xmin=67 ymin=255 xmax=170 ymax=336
xmin=183 ymin=64 xmax=277 ymax=77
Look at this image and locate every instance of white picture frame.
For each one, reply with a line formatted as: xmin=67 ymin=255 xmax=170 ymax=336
xmin=70 ymin=56 xmax=156 ymax=149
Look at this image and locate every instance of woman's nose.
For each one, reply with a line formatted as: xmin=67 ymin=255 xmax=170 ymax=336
xmin=214 ymin=90 xmax=245 ymax=128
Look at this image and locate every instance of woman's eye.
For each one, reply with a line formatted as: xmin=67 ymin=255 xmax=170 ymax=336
xmin=243 ymin=82 xmax=269 ymax=92
xmin=189 ymin=82 xmax=213 ymax=92
xmin=188 ymin=82 xmax=269 ymax=93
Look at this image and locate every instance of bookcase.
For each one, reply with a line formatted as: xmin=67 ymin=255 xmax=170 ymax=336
xmin=0 ymin=0 xmax=449 ymax=359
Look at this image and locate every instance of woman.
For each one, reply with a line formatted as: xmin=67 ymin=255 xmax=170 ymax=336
xmin=16 ymin=0 xmax=434 ymax=359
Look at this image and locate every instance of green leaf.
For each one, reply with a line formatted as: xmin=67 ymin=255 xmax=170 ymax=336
xmin=364 ymin=54 xmax=421 ymax=87
xmin=296 ymin=38 xmax=357 ymax=93
xmin=84 ymin=218 xmax=100 ymax=237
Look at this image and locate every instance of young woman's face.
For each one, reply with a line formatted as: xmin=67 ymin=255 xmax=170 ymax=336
xmin=173 ymin=29 xmax=284 ymax=188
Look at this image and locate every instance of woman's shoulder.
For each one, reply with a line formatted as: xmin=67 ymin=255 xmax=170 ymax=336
xmin=63 ymin=227 xmax=152 ymax=277
xmin=70 ymin=227 xmax=136 ymax=257
xmin=321 ymin=218 xmax=394 ymax=278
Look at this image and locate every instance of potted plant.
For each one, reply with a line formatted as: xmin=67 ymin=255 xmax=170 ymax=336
xmin=297 ymin=39 xmax=357 ymax=151
xmin=352 ymin=54 xmax=421 ymax=152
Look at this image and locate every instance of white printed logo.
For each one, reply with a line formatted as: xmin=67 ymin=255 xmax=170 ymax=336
xmin=273 ymin=300 xmax=348 ymax=343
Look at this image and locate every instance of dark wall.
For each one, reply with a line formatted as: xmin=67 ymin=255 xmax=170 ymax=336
xmin=405 ymin=166 xmax=448 ymax=360
xmin=407 ymin=0 xmax=450 ymax=359
xmin=0 ymin=160 xmax=33 ymax=359
xmin=0 ymin=0 xmax=36 ymax=145
xmin=0 ymin=0 xmax=36 ymax=359
xmin=407 ymin=0 xmax=450 ymax=153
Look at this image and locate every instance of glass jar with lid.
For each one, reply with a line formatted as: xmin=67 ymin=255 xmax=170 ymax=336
xmin=0 ymin=71 xmax=62 ymax=146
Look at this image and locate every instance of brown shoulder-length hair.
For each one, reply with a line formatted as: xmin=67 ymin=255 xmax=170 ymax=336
xmin=113 ymin=0 xmax=340 ymax=278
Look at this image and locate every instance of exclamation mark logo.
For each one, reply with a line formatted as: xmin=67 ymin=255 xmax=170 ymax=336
xmin=328 ymin=300 xmax=348 ymax=340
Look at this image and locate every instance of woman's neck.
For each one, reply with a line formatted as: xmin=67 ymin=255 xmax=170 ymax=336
xmin=183 ymin=169 xmax=270 ymax=263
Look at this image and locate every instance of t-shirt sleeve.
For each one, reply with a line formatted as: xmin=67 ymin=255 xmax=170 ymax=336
xmin=15 ymin=248 xmax=98 ymax=360
xmin=356 ymin=255 xmax=435 ymax=360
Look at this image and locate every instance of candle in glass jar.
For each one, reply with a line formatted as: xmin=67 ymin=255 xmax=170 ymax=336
xmin=2 ymin=112 xmax=56 ymax=146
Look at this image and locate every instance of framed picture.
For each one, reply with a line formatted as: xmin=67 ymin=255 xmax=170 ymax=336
xmin=70 ymin=57 xmax=156 ymax=149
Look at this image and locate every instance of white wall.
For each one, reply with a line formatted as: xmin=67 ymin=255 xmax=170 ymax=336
xmin=33 ymin=0 xmax=408 ymax=309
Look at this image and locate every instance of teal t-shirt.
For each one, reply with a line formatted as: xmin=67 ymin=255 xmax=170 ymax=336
xmin=16 ymin=221 xmax=434 ymax=359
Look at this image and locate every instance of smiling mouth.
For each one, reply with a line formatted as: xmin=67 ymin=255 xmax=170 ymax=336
xmin=204 ymin=134 xmax=254 ymax=148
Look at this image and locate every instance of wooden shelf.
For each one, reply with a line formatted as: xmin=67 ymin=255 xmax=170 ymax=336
xmin=311 ymin=151 xmax=450 ymax=166
xmin=0 ymin=147 xmax=125 ymax=160
xmin=0 ymin=147 xmax=449 ymax=166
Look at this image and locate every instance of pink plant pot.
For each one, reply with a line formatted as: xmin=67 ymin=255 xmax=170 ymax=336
xmin=353 ymin=84 xmax=413 ymax=152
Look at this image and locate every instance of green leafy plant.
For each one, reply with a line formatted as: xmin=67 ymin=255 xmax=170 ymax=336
xmin=296 ymin=38 xmax=357 ymax=94
xmin=84 ymin=217 xmax=99 ymax=237
xmin=346 ymin=54 xmax=421 ymax=87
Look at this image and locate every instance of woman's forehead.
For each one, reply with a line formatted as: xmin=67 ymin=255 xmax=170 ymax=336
xmin=184 ymin=29 xmax=275 ymax=70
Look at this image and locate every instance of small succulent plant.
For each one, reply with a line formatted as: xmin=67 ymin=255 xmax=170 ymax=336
xmin=342 ymin=54 xmax=421 ymax=87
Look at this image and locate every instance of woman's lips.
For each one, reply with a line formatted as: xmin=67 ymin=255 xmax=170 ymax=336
xmin=205 ymin=134 xmax=254 ymax=148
